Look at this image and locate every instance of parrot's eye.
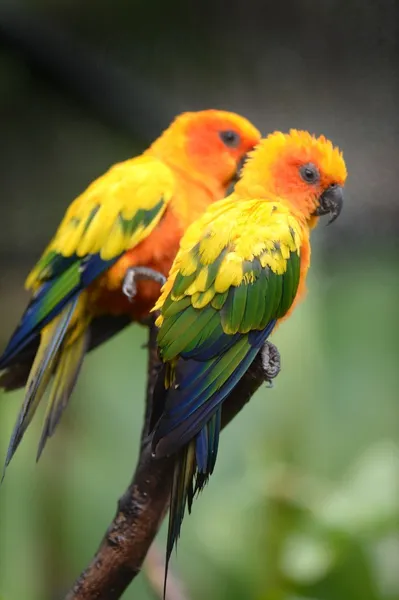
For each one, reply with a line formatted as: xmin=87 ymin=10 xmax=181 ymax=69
xmin=299 ymin=163 xmax=320 ymax=184
xmin=219 ymin=130 xmax=241 ymax=148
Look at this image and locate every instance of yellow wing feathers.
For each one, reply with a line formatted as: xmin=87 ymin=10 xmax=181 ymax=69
xmin=26 ymin=156 xmax=175 ymax=289
xmin=154 ymin=197 xmax=303 ymax=326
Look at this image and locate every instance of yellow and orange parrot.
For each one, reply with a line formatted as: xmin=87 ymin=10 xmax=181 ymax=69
xmin=0 ymin=109 xmax=261 ymax=467
xmin=150 ymin=130 xmax=347 ymax=581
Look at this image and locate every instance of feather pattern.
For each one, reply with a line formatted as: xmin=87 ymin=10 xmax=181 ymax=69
xmin=26 ymin=157 xmax=173 ymax=286
xmin=0 ymin=257 xmax=115 ymax=368
xmin=0 ymin=157 xmax=171 ymax=372
xmin=151 ymin=197 xmax=304 ymax=585
xmin=0 ymin=157 xmax=174 ymax=467
xmin=36 ymin=326 xmax=90 ymax=460
xmin=0 ymin=315 xmax=130 ymax=391
xmin=3 ymin=298 xmax=79 ymax=473
xmin=149 ymin=127 xmax=347 ymax=597
xmin=0 ymin=109 xmax=262 ymax=472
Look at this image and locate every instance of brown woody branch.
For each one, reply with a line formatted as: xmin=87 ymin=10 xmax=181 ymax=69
xmin=65 ymin=319 xmax=280 ymax=600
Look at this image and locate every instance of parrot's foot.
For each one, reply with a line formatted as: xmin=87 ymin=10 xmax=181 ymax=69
xmin=261 ymin=341 xmax=281 ymax=387
xmin=123 ymin=267 xmax=167 ymax=302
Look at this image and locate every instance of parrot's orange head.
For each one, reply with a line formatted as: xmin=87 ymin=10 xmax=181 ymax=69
xmin=150 ymin=110 xmax=261 ymax=191
xmin=237 ymin=129 xmax=347 ymax=225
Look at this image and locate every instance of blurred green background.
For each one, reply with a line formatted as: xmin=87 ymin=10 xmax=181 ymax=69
xmin=0 ymin=1 xmax=397 ymax=599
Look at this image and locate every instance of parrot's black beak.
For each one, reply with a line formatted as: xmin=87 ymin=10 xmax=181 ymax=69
xmin=314 ymin=184 xmax=344 ymax=224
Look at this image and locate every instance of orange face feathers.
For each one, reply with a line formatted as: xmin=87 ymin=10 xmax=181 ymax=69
xmin=148 ymin=109 xmax=261 ymax=190
xmin=236 ymin=129 xmax=347 ymax=223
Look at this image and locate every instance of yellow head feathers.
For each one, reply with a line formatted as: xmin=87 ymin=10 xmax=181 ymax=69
xmin=235 ymin=129 xmax=347 ymax=222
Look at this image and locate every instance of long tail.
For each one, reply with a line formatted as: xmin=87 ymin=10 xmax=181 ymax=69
xmin=36 ymin=322 xmax=89 ymax=460
xmin=0 ymin=314 xmax=129 ymax=392
xmin=3 ymin=296 xmax=89 ymax=475
xmin=154 ymin=323 xmax=277 ymax=596
xmin=164 ymin=409 xmax=221 ymax=598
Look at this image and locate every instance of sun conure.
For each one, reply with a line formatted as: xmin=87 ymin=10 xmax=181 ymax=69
xmin=151 ymin=129 xmax=347 ymax=590
xmin=0 ymin=109 xmax=261 ymax=467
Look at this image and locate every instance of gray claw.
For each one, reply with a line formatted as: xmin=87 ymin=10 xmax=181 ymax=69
xmin=123 ymin=270 xmax=137 ymax=302
xmin=122 ymin=267 xmax=167 ymax=302
xmin=261 ymin=341 xmax=281 ymax=385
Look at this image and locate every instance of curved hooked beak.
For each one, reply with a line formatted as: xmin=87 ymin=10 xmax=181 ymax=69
xmin=314 ymin=184 xmax=344 ymax=224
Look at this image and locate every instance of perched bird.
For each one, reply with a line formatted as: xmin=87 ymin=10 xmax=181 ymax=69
xmin=151 ymin=129 xmax=347 ymax=586
xmin=0 ymin=109 xmax=261 ymax=467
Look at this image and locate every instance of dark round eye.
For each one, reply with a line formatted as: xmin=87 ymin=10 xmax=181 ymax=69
xmin=219 ymin=130 xmax=241 ymax=148
xmin=299 ymin=163 xmax=320 ymax=184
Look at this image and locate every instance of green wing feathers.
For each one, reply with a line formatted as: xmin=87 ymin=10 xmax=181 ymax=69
xmin=151 ymin=198 xmax=304 ymax=585
xmin=156 ymin=201 xmax=303 ymax=361
xmin=36 ymin=326 xmax=89 ymax=461
xmin=154 ymin=200 xmax=303 ymax=442
xmin=3 ymin=299 xmax=80 ymax=471
xmin=27 ymin=156 xmax=174 ymax=289
xmin=1 ymin=156 xmax=175 ymax=472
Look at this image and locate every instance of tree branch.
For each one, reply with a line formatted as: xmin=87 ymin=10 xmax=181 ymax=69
xmin=65 ymin=320 xmax=280 ymax=600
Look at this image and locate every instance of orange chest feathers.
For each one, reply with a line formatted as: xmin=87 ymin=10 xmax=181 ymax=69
xmin=88 ymin=180 xmax=218 ymax=321
xmin=88 ymin=208 xmax=182 ymax=320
